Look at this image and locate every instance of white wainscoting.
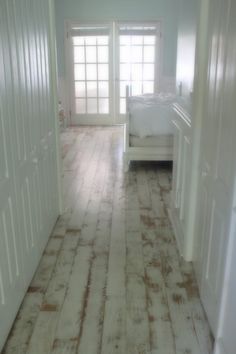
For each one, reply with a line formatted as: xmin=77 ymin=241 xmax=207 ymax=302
xmin=0 ymin=0 xmax=60 ymax=350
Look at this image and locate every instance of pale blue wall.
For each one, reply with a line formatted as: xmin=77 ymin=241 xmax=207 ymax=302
xmin=54 ymin=0 xmax=179 ymax=78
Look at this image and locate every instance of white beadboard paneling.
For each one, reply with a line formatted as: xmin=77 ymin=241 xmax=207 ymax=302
xmin=0 ymin=0 xmax=59 ymax=350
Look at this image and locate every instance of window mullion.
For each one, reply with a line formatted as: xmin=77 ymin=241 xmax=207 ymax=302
xmin=96 ymin=39 xmax=99 ymax=114
xmin=129 ymin=41 xmax=132 ymax=95
xmin=142 ymin=36 xmax=144 ymax=94
xmin=84 ymin=38 xmax=88 ymax=113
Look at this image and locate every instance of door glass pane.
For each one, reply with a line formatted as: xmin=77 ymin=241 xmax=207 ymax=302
xmin=120 ymin=46 xmax=130 ymax=63
xmin=87 ymin=98 xmax=97 ymax=113
xmin=120 ymin=35 xmax=131 ymax=45
xmin=74 ymin=47 xmax=85 ymax=63
xmin=74 ymin=64 xmax=85 ymax=80
xmin=86 ymin=64 xmax=97 ymax=80
xmin=85 ymin=36 xmax=96 ymax=45
xmin=144 ymin=46 xmax=155 ymax=62
xmin=97 ymin=36 xmax=109 ymax=45
xmin=131 ymin=81 xmax=142 ymax=95
xmin=87 ymin=81 xmax=97 ymax=97
xmin=131 ymin=46 xmax=142 ymax=62
xmin=73 ymin=37 xmax=84 ymax=45
xmin=131 ymin=64 xmax=142 ymax=81
xmin=98 ymin=46 xmax=108 ymax=62
xmin=131 ymin=36 xmax=143 ymax=44
xmin=99 ymin=99 xmax=109 ymax=113
xmin=76 ymin=98 xmax=86 ymax=114
xmin=144 ymin=36 xmax=155 ymax=44
xmin=118 ymin=28 xmax=158 ymax=113
xmin=120 ymin=64 xmax=130 ymax=80
xmin=75 ymin=81 xmax=86 ymax=97
xmin=143 ymin=63 xmax=154 ymax=80
xmin=98 ymin=81 xmax=109 ymax=97
xmin=86 ymin=46 xmax=97 ymax=63
xmin=98 ymin=64 xmax=108 ymax=80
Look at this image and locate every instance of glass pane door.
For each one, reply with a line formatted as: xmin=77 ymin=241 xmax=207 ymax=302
xmin=70 ymin=24 xmax=112 ymax=124
xmin=118 ymin=24 xmax=159 ymax=114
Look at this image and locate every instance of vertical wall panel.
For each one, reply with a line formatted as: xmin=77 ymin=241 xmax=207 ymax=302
xmin=0 ymin=0 xmax=59 ymax=350
xmin=6 ymin=1 xmax=25 ymax=162
xmin=0 ymin=2 xmax=26 ymax=348
xmin=0 ymin=105 xmax=8 ymax=180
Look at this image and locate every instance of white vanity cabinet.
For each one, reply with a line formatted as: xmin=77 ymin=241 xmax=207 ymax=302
xmin=170 ymin=103 xmax=192 ymax=259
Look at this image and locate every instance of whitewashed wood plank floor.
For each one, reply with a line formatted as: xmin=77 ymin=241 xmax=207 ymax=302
xmin=2 ymin=126 xmax=213 ymax=354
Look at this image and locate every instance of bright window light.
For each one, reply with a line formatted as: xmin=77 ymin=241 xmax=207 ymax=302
xmin=118 ymin=24 xmax=158 ymax=113
xmin=72 ymin=31 xmax=110 ymax=115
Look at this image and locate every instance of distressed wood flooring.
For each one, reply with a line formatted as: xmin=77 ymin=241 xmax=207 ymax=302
xmin=2 ymin=126 xmax=213 ymax=354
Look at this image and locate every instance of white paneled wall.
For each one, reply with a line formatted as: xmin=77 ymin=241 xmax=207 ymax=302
xmin=0 ymin=0 xmax=60 ymax=350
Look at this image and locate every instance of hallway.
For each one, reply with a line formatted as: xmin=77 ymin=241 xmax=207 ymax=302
xmin=3 ymin=126 xmax=213 ymax=354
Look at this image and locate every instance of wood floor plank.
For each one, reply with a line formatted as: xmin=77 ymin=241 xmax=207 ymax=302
xmin=101 ymin=162 xmax=127 ymax=352
xmin=126 ymin=231 xmax=145 ymax=275
xmin=126 ymin=245 xmax=150 ymax=354
xmin=106 ymin=170 xmax=126 ymax=297
xmin=53 ymin=245 xmax=92 ymax=341
xmin=125 ymin=170 xmax=139 ymax=211
xmin=148 ymin=173 xmax=167 ymax=219
xmin=77 ymin=256 xmax=107 ymax=354
xmin=26 ymin=311 xmax=58 ymax=354
xmin=51 ymin=339 xmax=77 ymax=354
xmin=51 ymin=216 xmax=68 ymax=238
xmin=136 ymin=167 xmax=151 ymax=209
xmin=145 ymin=266 xmax=176 ymax=354
xmin=154 ymin=236 xmax=202 ymax=353
xmin=62 ymin=134 xmax=82 ymax=172
xmin=45 ymin=237 xmax=64 ymax=255
xmin=126 ymin=209 xmax=141 ymax=232
xmin=2 ymin=293 xmax=43 ymax=354
xmin=164 ymin=283 xmax=201 ymax=354
xmin=64 ymin=129 xmax=99 ymax=212
xmin=42 ymin=231 xmax=80 ymax=309
xmin=30 ymin=252 xmax=59 ymax=294
xmin=68 ymin=131 xmax=108 ymax=228
xmin=101 ymin=296 xmax=127 ymax=354
xmin=126 ymin=280 xmax=150 ymax=354
xmin=106 ymin=212 xmax=126 ymax=297
xmin=93 ymin=213 xmax=112 ymax=256
xmin=178 ymin=261 xmax=213 ymax=354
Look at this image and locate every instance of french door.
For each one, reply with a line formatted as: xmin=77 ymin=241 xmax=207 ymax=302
xmin=67 ymin=22 xmax=160 ymax=125
xmin=68 ymin=23 xmax=113 ymax=125
xmin=116 ymin=23 xmax=160 ymax=117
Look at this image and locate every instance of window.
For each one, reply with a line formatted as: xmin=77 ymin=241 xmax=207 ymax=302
xmin=118 ymin=24 xmax=159 ymax=113
xmin=71 ymin=25 xmax=110 ymax=115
